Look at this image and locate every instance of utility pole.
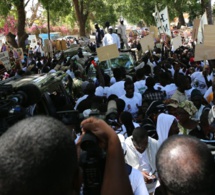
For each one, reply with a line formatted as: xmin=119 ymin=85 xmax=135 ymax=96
xmin=47 ymin=3 xmax=51 ymax=57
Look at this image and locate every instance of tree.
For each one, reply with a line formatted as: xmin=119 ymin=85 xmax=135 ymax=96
xmin=26 ymin=0 xmax=41 ymax=27
xmin=0 ymin=0 xmax=30 ymax=50
xmin=115 ymin=0 xmax=203 ymax=27
xmin=72 ymin=0 xmax=89 ymax=36
xmin=201 ymin=0 xmax=213 ymax=24
xmin=91 ymin=2 xmax=117 ymax=29
xmin=38 ymin=0 xmax=72 ymax=40
xmin=0 ymin=16 xmax=17 ymax=35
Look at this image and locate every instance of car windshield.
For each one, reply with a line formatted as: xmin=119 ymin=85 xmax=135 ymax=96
xmin=87 ymin=53 xmax=135 ymax=80
xmin=95 ymin=53 xmax=134 ymax=70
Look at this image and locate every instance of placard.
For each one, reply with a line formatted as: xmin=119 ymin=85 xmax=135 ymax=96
xmin=55 ymin=40 xmax=67 ymax=51
xmin=194 ymin=44 xmax=215 ymax=61
xmin=154 ymin=6 xmax=171 ymax=37
xmin=140 ymin=33 xmax=154 ymax=53
xmin=197 ymin=12 xmax=208 ymax=44
xmin=28 ymin=35 xmax=37 ymax=49
xmin=61 ymin=40 xmax=67 ymax=50
xmin=172 ymin=36 xmax=182 ymax=50
xmin=16 ymin=48 xmax=24 ymax=60
xmin=203 ymin=25 xmax=215 ymax=46
xmin=0 ymin=51 xmax=11 ymax=70
xmin=149 ymin=26 xmax=159 ymax=38
xmin=44 ymin=39 xmax=53 ymax=58
xmin=96 ymin=44 xmax=119 ymax=62
xmin=192 ymin=18 xmax=200 ymax=40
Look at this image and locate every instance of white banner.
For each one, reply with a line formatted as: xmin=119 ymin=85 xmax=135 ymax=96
xmin=0 ymin=51 xmax=11 ymax=70
xmin=28 ymin=35 xmax=37 ymax=49
xmin=197 ymin=12 xmax=208 ymax=44
xmin=154 ymin=6 xmax=171 ymax=37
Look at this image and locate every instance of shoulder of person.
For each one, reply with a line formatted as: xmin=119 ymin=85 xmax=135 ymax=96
xmin=148 ymin=136 xmax=158 ymax=144
xmin=148 ymin=137 xmax=159 ymax=151
xmin=125 ymin=135 xmax=133 ymax=145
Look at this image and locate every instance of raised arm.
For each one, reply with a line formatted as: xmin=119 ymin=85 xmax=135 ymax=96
xmin=81 ymin=117 xmax=133 ymax=195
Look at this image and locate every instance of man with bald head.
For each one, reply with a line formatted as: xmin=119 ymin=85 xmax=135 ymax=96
xmin=156 ymin=135 xmax=215 ymax=195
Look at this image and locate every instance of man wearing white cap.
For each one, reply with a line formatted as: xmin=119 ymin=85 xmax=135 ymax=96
xmin=103 ymin=26 xmax=121 ymax=50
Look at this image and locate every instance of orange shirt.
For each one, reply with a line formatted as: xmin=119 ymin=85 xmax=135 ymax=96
xmin=206 ymin=92 xmax=213 ymax=104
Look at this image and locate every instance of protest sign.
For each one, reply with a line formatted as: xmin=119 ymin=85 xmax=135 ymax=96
xmin=0 ymin=51 xmax=11 ymax=70
xmin=44 ymin=39 xmax=50 ymax=52
xmin=149 ymin=26 xmax=159 ymax=38
xmin=16 ymin=48 xmax=24 ymax=60
xmin=55 ymin=40 xmax=67 ymax=51
xmin=55 ymin=40 xmax=61 ymax=51
xmin=61 ymin=40 xmax=67 ymax=50
xmin=44 ymin=39 xmax=53 ymax=58
xmin=28 ymin=35 xmax=37 ymax=49
xmin=203 ymin=25 xmax=215 ymax=46
xmin=172 ymin=36 xmax=182 ymax=50
xmin=192 ymin=18 xmax=200 ymax=40
xmin=96 ymin=44 xmax=119 ymax=62
xmin=197 ymin=12 xmax=208 ymax=44
xmin=194 ymin=44 xmax=215 ymax=61
xmin=140 ymin=34 xmax=154 ymax=53
xmin=154 ymin=6 xmax=171 ymax=37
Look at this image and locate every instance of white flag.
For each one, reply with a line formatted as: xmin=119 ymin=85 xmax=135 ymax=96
xmin=197 ymin=12 xmax=208 ymax=44
xmin=154 ymin=6 xmax=171 ymax=37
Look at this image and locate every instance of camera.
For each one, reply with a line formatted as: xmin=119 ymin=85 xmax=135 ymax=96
xmin=79 ymin=131 xmax=106 ymax=195
xmin=0 ymin=84 xmax=41 ymax=135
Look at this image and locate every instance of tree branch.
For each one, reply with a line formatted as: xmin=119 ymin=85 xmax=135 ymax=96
xmin=25 ymin=0 xmax=31 ymax=7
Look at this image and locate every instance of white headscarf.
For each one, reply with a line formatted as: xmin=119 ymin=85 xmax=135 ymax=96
xmin=156 ymin=113 xmax=175 ymax=146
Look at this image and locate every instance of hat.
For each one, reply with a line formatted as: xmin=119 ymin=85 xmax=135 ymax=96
xmin=178 ymin=100 xmax=198 ymax=116
xmin=108 ymin=26 xmax=113 ymax=29
xmin=191 ymin=89 xmax=202 ymax=99
xmin=146 ymin=100 xmax=165 ymax=116
xmin=166 ymin=99 xmax=179 ymax=108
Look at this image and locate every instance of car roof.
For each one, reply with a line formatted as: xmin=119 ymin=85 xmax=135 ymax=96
xmin=1 ymin=72 xmax=66 ymax=93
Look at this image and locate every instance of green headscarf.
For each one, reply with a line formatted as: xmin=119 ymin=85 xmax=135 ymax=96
xmin=179 ymin=100 xmax=198 ymax=116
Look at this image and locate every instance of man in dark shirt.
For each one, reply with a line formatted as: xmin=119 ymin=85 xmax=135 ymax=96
xmin=143 ymin=77 xmax=166 ymax=101
xmin=141 ymin=100 xmax=166 ymax=140
xmin=95 ymin=23 xmax=104 ymax=48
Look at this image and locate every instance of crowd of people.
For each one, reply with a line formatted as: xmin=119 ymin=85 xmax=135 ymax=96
xmin=0 ymin=19 xmax=215 ymax=195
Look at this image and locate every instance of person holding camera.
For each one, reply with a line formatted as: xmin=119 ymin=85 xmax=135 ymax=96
xmin=81 ymin=117 xmax=133 ymax=195
xmin=0 ymin=115 xmax=133 ymax=195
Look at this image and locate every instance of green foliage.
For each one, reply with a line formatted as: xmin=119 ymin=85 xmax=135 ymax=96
xmin=92 ymin=2 xmax=117 ymax=28
xmin=112 ymin=0 xmax=203 ymax=26
xmin=0 ymin=0 xmax=12 ymax=16
xmin=39 ymin=0 xmax=71 ymax=15
xmin=64 ymin=8 xmax=76 ymax=28
xmin=162 ymin=0 xmax=201 ymax=20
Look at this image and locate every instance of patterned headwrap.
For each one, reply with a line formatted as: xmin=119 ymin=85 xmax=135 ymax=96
xmin=178 ymin=100 xmax=198 ymax=116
